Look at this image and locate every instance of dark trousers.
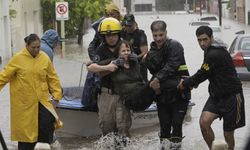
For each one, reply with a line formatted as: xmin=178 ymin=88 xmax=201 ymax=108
xmin=245 ymin=137 xmax=250 ymax=150
xmin=18 ymin=103 xmax=55 ymax=150
xmin=157 ymin=100 xmax=188 ymax=141
xmin=140 ymin=64 xmax=148 ymax=82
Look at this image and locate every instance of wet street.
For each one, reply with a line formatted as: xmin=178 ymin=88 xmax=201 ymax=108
xmin=1 ymin=13 xmax=250 ymax=150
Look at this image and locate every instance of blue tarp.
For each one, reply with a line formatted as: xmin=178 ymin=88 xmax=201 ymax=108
xmin=58 ymin=96 xmax=158 ymax=112
xmin=57 ymin=87 xmax=160 ymax=112
xmin=58 ymin=98 xmax=84 ymax=110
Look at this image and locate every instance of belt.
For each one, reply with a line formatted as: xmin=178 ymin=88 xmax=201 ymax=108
xmin=101 ymin=87 xmax=113 ymax=94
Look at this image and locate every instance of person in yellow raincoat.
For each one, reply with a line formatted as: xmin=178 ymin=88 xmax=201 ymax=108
xmin=0 ymin=33 xmax=62 ymax=150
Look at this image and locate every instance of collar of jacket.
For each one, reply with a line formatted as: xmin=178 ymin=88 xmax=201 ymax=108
xmin=104 ymin=39 xmax=122 ymax=49
xmin=150 ymin=39 xmax=169 ymax=50
xmin=22 ymin=48 xmax=41 ymax=58
xmin=206 ymin=39 xmax=227 ymax=53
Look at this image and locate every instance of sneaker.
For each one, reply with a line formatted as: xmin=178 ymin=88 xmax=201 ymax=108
xmin=160 ymin=138 xmax=171 ymax=150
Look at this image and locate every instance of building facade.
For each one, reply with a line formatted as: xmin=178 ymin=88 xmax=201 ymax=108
xmin=0 ymin=0 xmax=43 ymax=60
xmin=207 ymin=0 xmax=249 ymax=25
xmin=246 ymin=0 xmax=250 ymax=25
xmin=10 ymin=0 xmax=43 ymax=54
xmin=131 ymin=0 xmax=156 ymax=12
xmin=232 ymin=0 xmax=249 ymax=25
xmin=0 ymin=0 xmax=11 ymax=60
xmin=236 ymin=0 xmax=245 ymax=23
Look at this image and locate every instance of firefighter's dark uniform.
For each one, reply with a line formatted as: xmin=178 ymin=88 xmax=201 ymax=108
xmin=182 ymin=41 xmax=245 ymax=131
xmin=94 ymin=42 xmax=131 ymax=135
xmin=121 ymin=29 xmax=148 ymax=82
xmin=145 ymin=38 xmax=190 ymax=143
xmin=95 ymin=42 xmax=118 ymax=92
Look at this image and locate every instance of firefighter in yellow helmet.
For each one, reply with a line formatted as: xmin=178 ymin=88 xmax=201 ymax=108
xmin=87 ymin=18 xmax=134 ymax=142
xmin=88 ymin=2 xmax=122 ymax=61
xmin=82 ymin=2 xmax=123 ymax=110
xmin=98 ymin=17 xmax=122 ymax=35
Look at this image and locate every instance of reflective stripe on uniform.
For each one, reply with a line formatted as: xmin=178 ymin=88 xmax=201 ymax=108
xmin=236 ymin=93 xmax=242 ymax=124
xmin=178 ymin=65 xmax=188 ymax=71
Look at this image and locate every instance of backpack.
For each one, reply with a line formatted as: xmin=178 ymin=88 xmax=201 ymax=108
xmin=81 ymin=71 xmax=100 ymax=111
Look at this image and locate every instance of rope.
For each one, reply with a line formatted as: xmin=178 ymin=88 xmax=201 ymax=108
xmin=60 ymin=61 xmax=86 ymax=101
xmin=78 ymin=61 xmax=86 ymax=87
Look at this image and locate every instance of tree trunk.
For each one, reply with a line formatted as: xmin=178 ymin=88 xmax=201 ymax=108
xmin=77 ymin=18 xmax=84 ymax=45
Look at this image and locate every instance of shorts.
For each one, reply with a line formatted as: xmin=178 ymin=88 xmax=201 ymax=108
xmin=203 ymin=91 xmax=245 ymax=131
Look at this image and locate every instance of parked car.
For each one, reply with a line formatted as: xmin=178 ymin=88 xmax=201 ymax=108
xmin=189 ymin=21 xmax=210 ymax=26
xmin=229 ymin=34 xmax=250 ymax=80
xmin=189 ymin=15 xmax=218 ymax=27
xmin=209 ymin=25 xmax=221 ymax=32
xmin=199 ymin=16 xmax=217 ymax=21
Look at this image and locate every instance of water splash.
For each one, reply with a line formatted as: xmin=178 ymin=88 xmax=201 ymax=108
xmin=93 ymin=133 xmax=129 ymax=150
xmin=51 ymin=140 xmax=62 ymax=150
xmin=93 ymin=132 xmax=162 ymax=150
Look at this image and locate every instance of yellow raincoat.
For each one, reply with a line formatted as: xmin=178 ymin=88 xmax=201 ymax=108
xmin=0 ymin=48 xmax=62 ymax=142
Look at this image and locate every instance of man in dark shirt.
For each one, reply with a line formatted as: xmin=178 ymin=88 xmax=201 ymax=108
xmin=145 ymin=20 xmax=190 ymax=149
xmin=121 ymin=14 xmax=148 ymax=82
xmin=178 ymin=26 xmax=245 ymax=150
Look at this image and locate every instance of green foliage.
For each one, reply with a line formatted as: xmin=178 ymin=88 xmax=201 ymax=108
xmin=9 ymin=8 xmax=17 ymax=19
xmin=227 ymin=0 xmax=231 ymax=9
xmin=41 ymin=0 xmax=111 ymax=38
xmin=41 ymin=0 xmax=56 ymax=30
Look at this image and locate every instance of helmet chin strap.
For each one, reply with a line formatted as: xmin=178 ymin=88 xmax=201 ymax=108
xmin=107 ymin=42 xmax=118 ymax=48
xmin=105 ymin=38 xmax=120 ymax=48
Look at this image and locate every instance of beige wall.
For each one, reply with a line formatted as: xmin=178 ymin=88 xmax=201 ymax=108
xmin=236 ymin=0 xmax=245 ymax=24
xmin=0 ymin=0 xmax=11 ymax=60
xmin=10 ymin=0 xmax=43 ymax=54
xmin=246 ymin=0 xmax=250 ymax=25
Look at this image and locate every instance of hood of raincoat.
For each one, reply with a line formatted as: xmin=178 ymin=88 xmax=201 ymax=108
xmin=41 ymin=29 xmax=61 ymax=48
xmin=41 ymin=29 xmax=61 ymax=61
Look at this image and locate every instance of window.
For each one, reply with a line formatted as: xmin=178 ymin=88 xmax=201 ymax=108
xmin=229 ymin=38 xmax=237 ymax=54
xmin=135 ymin=4 xmax=152 ymax=12
xmin=190 ymin=21 xmax=210 ymax=26
xmin=240 ymin=37 xmax=250 ymax=51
